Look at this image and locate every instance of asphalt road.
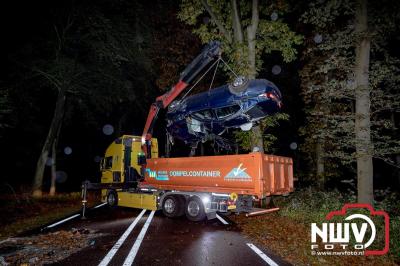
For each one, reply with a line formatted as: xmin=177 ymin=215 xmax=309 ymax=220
xmin=42 ymin=205 xmax=291 ymax=266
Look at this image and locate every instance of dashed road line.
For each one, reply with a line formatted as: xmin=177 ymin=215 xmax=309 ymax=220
xmin=122 ymin=210 xmax=156 ymax=266
xmin=46 ymin=214 xmax=81 ymax=229
xmin=247 ymin=243 xmax=279 ymax=266
xmin=216 ymin=214 xmax=229 ymax=225
xmin=98 ymin=209 xmax=147 ymax=266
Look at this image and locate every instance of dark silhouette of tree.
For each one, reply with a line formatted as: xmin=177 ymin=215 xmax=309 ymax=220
xmin=28 ymin=1 xmax=156 ymax=196
xmin=179 ymin=0 xmax=302 ymax=152
xmin=300 ymin=0 xmax=400 ymax=202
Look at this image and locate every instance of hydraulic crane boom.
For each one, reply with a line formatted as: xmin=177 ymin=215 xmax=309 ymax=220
xmin=85 ymin=41 xmax=294 ymax=221
xmin=141 ymin=41 xmax=222 ymax=157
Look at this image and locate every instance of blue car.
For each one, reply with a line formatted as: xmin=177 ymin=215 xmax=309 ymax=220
xmin=166 ymin=78 xmax=282 ymax=150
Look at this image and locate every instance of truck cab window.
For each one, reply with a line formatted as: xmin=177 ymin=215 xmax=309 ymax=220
xmin=104 ymin=156 xmax=113 ymax=169
xmin=215 ymin=105 xmax=240 ymax=119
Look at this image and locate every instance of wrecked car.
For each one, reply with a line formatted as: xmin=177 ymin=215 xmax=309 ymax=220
xmin=166 ymin=78 xmax=282 ymax=150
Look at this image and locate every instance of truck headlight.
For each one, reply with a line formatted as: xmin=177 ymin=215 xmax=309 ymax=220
xmin=202 ymin=196 xmax=210 ymax=204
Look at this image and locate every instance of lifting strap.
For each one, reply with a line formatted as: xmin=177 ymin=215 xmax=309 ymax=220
xmin=179 ymin=55 xmax=239 ymax=102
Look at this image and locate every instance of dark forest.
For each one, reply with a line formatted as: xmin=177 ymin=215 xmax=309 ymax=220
xmin=0 ymin=0 xmax=399 ymax=265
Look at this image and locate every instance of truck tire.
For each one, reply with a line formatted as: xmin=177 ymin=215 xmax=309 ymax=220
xmin=106 ymin=190 xmax=118 ymax=208
xmin=162 ymin=195 xmax=182 ymax=218
xmin=185 ymin=196 xmax=206 ymax=222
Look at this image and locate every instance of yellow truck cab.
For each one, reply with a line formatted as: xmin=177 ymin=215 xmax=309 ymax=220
xmin=100 ymin=135 xmax=158 ymax=184
xmin=99 ymin=135 xmax=158 ymax=207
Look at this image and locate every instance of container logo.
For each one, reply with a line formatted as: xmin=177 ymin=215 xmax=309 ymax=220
xmin=224 ymin=163 xmax=251 ymax=181
xmin=145 ymin=169 xmax=169 ymax=181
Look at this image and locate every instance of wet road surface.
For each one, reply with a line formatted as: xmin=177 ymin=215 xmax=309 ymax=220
xmin=42 ymin=206 xmax=291 ymax=266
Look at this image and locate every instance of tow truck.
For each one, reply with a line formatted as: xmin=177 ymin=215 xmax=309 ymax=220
xmin=82 ymin=41 xmax=294 ymax=221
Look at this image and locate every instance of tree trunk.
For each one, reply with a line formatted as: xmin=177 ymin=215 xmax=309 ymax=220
xmin=396 ymin=155 xmax=400 ymax=188
xmin=246 ymin=0 xmax=259 ymax=79
xmin=200 ymin=142 xmax=204 ymax=156
xmin=49 ymin=122 xmax=61 ymax=196
xmin=246 ymin=0 xmax=262 ymax=152
xmin=354 ymin=0 xmax=373 ymax=204
xmin=32 ymin=90 xmax=65 ymax=197
xmin=231 ymin=0 xmax=243 ymax=43
xmin=49 ymin=140 xmax=57 ymax=196
xmin=251 ymin=125 xmax=264 ymax=153
xmin=202 ymin=0 xmax=262 ymax=153
xmin=316 ymin=139 xmax=325 ymax=188
xmin=231 ymin=0 xmax=246 ymax=71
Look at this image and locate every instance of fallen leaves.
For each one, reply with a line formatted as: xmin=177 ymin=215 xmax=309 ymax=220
xmin=231 ymin=213 xmax=396 ymax=266
xmin=0 ymin=228 xmax=102 ymax=265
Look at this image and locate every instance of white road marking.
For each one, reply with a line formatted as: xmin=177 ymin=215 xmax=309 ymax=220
xmin=93 ymin=202 xmax=107 ymax=209
xmin=98 ymin=209 xmax=147 ymax=266
xmin=46 ymin=214 xmax=80 ymax=228
xmin=122 ymin=211 xmax=155 ymax=266
xmin=216 ymin=214 xmax=229 ymax=225
xmin=47 ymin=202 xmax=107 ymax=229
xmin=247 ymin=243 xmax=279 ymax=266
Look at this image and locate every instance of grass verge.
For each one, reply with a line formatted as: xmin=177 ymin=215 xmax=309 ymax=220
xmin=0 ymin=192 xmax=100 ymax=240
xmin=231 ymin=188 xmax=399 ymax=266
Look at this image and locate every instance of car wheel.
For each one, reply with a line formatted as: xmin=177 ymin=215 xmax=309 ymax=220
xmin=162 ymin=195 xmax=182 ymax=218
xmin=229 ymin=76 xmax=249 ymax=95
xmin=106 ymin=190 xmax=118 ymax=207
xmin=185 ymin=196 xmax=206 ymax=222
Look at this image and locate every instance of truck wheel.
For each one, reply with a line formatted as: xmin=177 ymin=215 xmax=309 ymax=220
xmin=185 ymin=196 xmax=206 ymax=222
xmin=162 ymin=195 xmax=182 ymax=218
xmin=106 ymin=190 xmax=118 ymax=207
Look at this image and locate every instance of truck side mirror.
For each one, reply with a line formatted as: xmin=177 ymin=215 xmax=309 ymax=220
xmin=137 ymin=153 xmax=147 ymax=165
xmin=100 ymin=158 xmax=104 ymax=170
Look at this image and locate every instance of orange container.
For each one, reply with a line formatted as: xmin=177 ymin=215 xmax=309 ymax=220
xmin=143 ymin=152 xmax=294 ymax=198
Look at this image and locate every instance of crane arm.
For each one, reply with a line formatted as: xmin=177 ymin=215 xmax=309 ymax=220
xmin=141 ymin=41 xmax=222 ymax=157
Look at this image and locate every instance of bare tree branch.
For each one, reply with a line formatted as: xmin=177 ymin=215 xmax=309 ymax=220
xmin=34 ymin=68 xmax=63 ymax=92
xmin=200 ymin=0 xmax=232 ymax=43
xmin=374 ymin=156 xmax=400 ymax=169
